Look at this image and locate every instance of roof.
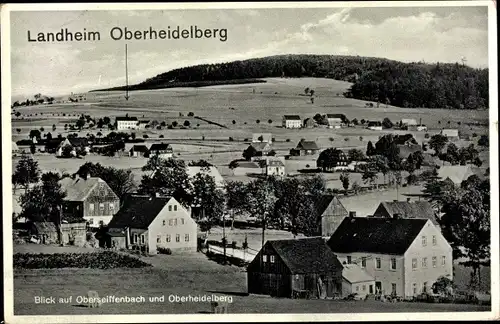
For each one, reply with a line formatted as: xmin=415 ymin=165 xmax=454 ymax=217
xmin=297 ymin=140 xmax=319 ymax=150
xmin=252 ymin=133 xmax=272 ymax=142
xmin=116 ymin=116 xmax=138 ymax=121
xmin=250 ymin=142 xmax=270 ymax=151
xmin=303 ymin=118 xmax=315 ymax=124
xmin=367 ymin=121 xmax=382 ymax=126
xmin=441 ymin=129 xmax=459 ymax=137
xmin=268 ymin=237 xmax=343 ymax=274
xmin=108 ymin=195 xmax=172 ymax=229
xmin=266 ymin=159 xmax=285 ymax=167
xmin=327 ymin=217 xmax=428 ymax=255
xmin=138 ymin=120 xmax=150 ymax=124
xmin=237 ymin=161 xmax=260 ymax=168
xmin=283 ymin=115 xmax=301 ymax=120
xmin=342 ymin=264 xmax=374 ymax=284
xmin=187 ymin=166 xmax=225 ymax=187
xmin=325 ymin=114 xmax=345 ymax=119
xmin=150 ymin=143 xmax=172 ymax=151
xmin=68 ymin=137 xmax=90 ymax=147
xmin=397 ymin=144 xmax=422 ymax=159
xmin=401 ymin=118 xmax=418 ymax=125
xmin=375 ymin=201 xmax=437 ymax=224
xmin=313 ymin=194 xmax=346 ymax=217
xmin=59 ymin=177 xmax=104 ymax=201
xmin=437 ymin=165 xmax=475 ymax=184
xmin=45 ymin=139 xmax=64 ymax=150
xmin=32 ymin=222 xmax=58 ymax=233
xmin=130 ymin=145 xmax=149 ymax=152
xmin=12 ymin=141 xmax=19 ymax=150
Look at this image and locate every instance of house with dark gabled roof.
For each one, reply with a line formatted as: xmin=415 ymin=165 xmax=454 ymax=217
xmin=371 ymin=199 xmax=438 ymax=225
xmin=312 ymin=194 xmax=349 ymax=237
xmin=290 ymin=140 xmax=320 ymax=156
xmin=107 ymin=195 xmax=197 ymax=253
xmin=59 ymin=175 xmax=120 ymax=228
xmin=247 ymin=237 xmax=343 ymax=299
xmin=282 ymin=115 xmax=302 ymax=129
xmin=55 ymin=137 xmax=91 ymax=157
xmin=327 ymin=217 xmax=453 ymax=298
xmin=149 ymin=143 xmax=173 ymax=159
xmin=129 ymin=144 xmax=149 ymax=157
xmin=324 ymin=113 xmax=346 ymax=127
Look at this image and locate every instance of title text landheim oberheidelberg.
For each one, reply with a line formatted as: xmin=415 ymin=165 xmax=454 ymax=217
xmin=27 ymin=26 xmax=228 ymax=42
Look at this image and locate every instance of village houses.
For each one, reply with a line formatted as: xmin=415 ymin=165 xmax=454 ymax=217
xmin=252 ymin=133 xmax=273 ymax=144
xmin=56 ymin=137 xmax=91 ymax=157
xmin=282 ymin=115 xmax=302 ymax=129
xmin=371 ymin=199 xmax=438 ymax=225
xmin=264 ymin=157 xmax=286 ymax=176
xmin=129 ymin=144 xmax=150 ymax=157
xmin=247 ymin=141 xmax=272 ymax=157
xmin=106 ymin=195 xmax=197 ymax=253
xmin=187 ymin=166 xmax=225 ymax=189
xmin=367 ymin=121 xmax=383 ymax=131
xmin=289 ymin=140 xmax=320 ymax=156
xmin=149 ymin=143 xmax=173 ymax=159
xmin=247 ymin=237 xmax=344 ymax=299
xmin=303 ymin=118 xmax=316 ymax=128
xmin=327 ymin=217 xmax=453 ymax=298
xmin=324 ymin=114 xmax=346 ymax=128
xmin=59 ymin=174 xmax=120 ymax=228
xmin=312 ymin=195 xmax=350 ymax=237
xmin=115 ymin=116 xmax=139 ymax=130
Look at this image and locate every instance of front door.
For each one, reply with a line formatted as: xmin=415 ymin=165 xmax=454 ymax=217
xmin=375 ymin=281 xmax=382 ymax=295
xmin=369 ymin=284 xmax=374 ymax=294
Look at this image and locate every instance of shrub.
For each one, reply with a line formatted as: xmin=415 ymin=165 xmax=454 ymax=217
xmin=472 ymin=133 xmax=478 ymax=138
xmin=159 ymin=135 xmax=164 ymax=138
xmin=424 ymin=133 xmax=430 ymax=139
xmin=229 ymin=137 xmax=234 ymax=141
xmin=329 ymin=137 xmax=334 ymax=142
xmin=157 ymin=247 xmax=172 ymax=255
xmin=187 ymin=112 xmax=195 ymax=117
xmin=285 ymin=138 xmax=291 ymax=142
xmin=13 ymin=251 xmax=151 ymax=269
xmin=232 ymin=120 xmax=236 ymax=125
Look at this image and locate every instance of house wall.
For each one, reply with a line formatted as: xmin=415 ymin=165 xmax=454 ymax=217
xmin=150 ymin=151 xmax=173 ymax=159
xmin=283 ymin=119 xmax=302 ymax=129
xmin=147 ymin=199 xmax=197 ymax=254
xmin=320 ymin=197 xmax=349 ymax=237
xmin=327 ymin=118 xmax=342 ymax=125
xmin=291 ymin=272 xmax=342 ymax=298
xmin=403 ymin=221 xmax=453 ymax=298
xmin=334 ymin=253 xmax=405 ymax=296
xmin=342 ymin=279 xmax=375 ymax=298
xmin=61 ymin=223 xmax=86 ymax=247
xmin=117 ymin=121 xmax=139 ymax=130
xmin=82 ymin=181 xmax=120 ymax=227
xmin=266 ymin=166 xmax=285 ymax=176
xmin=129 ymin=228 xmax=148 ymax=249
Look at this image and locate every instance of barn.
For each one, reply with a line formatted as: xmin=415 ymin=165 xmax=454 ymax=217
xmin=247 ymin=237 xmax=343 ymax=299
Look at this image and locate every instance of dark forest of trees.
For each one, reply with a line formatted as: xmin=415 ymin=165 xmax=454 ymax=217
xmin=94 ymin=54 xmax=488 ymax=110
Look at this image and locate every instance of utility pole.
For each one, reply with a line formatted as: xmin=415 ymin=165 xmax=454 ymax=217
xmin=125 ymin=44 xmax=130 ymax=100
xmin=222 ymin=210 xmax=226 ymax=264
xmin=461 ymin=56 xmax=467 ymax=67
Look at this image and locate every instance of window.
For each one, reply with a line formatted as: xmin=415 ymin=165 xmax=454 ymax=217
xmin=169 ymin=219 xmax=173 ymax=226
xmin=375 ymin=258 xmax=381 ymax=269
xmin=141 ymin=235 xmax=145 ymax=244
xmin=174 ymin=205 xmax=178 ymax=211
xmin=432 ymin=256 xmax=437 ymax=268
xmin=362 ymin=285 xmax=366 ymax=291
xmin=432 ymin=235 xmax=437 ymax=246
xmin=175 ymin=234 xmax=180 ymax=242
xmin=422 ymin=236 xmax=427 ymax=247
xmin=422 ymin=257 xmax=427 ymax=268
xmin=89 ymin=203 xmax=95 ymax=212
xmin=99 ymin=203 xmax=105 ymax=211
xmin=412 ymin=283 xmax=417 ymax=295
xmin=270 ymin=255 xmax=275 ymax=263
xmin=163 ymin=220 xmax=166 ymax=226
xmin=99 ymin=220 xmax=104 ymax=226
xmin=166 ymin=234 xmax=171 ymax=242
xmin=181 ymin=218 xmax=185 ymax=225
xmin=157 ymin=235 xmax=161 ymax=243
xmin=412 ymin=258 xmax=418 ymax=270
xmin=174 ymin=218 xmax=178 ymax=226
xmin=133 ymin=233 xmax=138 ymax=243
xmin=390 ymin=258 xmax=397 ymax=270
xmin=109 ymin=203 xmax=114 ymax=211
xmin=361 ymin=257 xmax=366 ymax=268
xmin=356 ymin=285 xmax=359 ymax=292
xmin=347 ymin=256 xmax=352 ymax=264
xmin=442 ymin=256 xmax=446 ymax=266
xmin=168 ymin=205 xmax=172 ymax=211
xmin=263 ymin=255 xmax=268 ymax=263
xmin=185 ymin=234 xmax=189 ymax=242
xmin=295 ymin=274 xmax=299 ymax=280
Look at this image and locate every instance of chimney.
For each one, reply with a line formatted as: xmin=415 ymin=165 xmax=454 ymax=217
xmin=349 ymin=211 xmax=356 ymax=218
xmin=393 ymin=213 xmax=401 ymax=219
xmin=407 ymin=197 xmax=411 ymax=202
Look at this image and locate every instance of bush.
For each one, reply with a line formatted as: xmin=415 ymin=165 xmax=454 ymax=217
xmin=229 ymin=137 xmax=234 ymax=141
xmin=424 ymin=133 xmax=430 ymax=139
xmin=157 ymin=247 xmax=172 ymax=255
xmin=285 ymin=138 xmax=291 ymax=142
xmin=13 ymin=251 xmax=151 ymax=269
xmin=187 ymin=112 xmax=195 ymax=117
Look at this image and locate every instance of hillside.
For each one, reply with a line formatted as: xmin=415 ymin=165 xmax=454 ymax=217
xmin=93 ymin=54 xmax=489 ymax=110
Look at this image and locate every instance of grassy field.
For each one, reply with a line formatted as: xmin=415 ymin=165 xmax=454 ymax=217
xmin=12 ymin=243 xmax=490 ymax=315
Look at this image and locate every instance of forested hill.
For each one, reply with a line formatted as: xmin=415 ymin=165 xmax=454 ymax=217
xmin=94 ymin=54 xmax=489 ymax=110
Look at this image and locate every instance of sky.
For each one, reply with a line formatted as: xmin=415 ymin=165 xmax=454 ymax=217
xmin=9 ymin=5 xmax=490 ymax=98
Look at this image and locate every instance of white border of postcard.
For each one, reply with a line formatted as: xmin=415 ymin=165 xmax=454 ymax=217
xmin=2 ymin=1 xmax=498 ymax=322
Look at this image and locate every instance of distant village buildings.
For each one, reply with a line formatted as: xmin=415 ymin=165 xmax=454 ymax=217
xmin=290 ymin=140 xmax=320 ymax=156
xmin=129 ymin=144 xmax=149 ymax=157
xmin=252 ymin=133 xmax=273 ymax=144
xmin=115 ymin=116 xmax=139 ymax=130
xmin=149 ymin=143 xmax=173 ymax=159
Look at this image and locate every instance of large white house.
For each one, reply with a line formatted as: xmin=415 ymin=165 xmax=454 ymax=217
xmin=107 ymin=195 xmax=197 ymax=253
xmin=282 ymin=115 xmax=302 ymax=129
xmin=328 ymin=217 xmax=453 ymax=298
xmin=115 ymin=116 xmax=139 ymax=130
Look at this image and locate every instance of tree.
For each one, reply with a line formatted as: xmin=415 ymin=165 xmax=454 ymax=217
xmin=347 ymin=148 xmax=365 ymax=162
xmin=473 ymin=157 xmax=483 ymax=167
xmin=268 ymin=119 xmax=273 ymax=124
xmin=366 ymin=141 xmax=376 ymax=156
xmin=302 ymin=175 xmax=326 ymax=196
xmin=382 ymin=117 xmax=393 ymax=129
xmin=224 ymin=180 xmax=247 ymax=229
xmin=12 ymin=155 xmax=41 ymax=193
xmin=192 ymin=173 xmax=225 ymax=230
xmin=228 ymin=160 xmax=239 ymax=175
xmin=76 ymin=118 xmax=85 ymax=130
xmin=478 ymin=135 xmax=489 ymax=148
xmin=432 ymin=276 xmax=455 ymax=296
xmin=30 ymin=143 xmax=36 ymax=154
xmin=232 ymin=120 xmax=236 ymax=125
xmin=442 ymin=143 xmax=460 ymax=165
xmin=316 ymin=148 xmax=345 ymax=171
xmin=257 ymin=159 xmax=267 ymax=174
xmin=52 ymin=124 xmax=56 ymax=131
xmin=245 ymin=179 xmax=278 ymax=248
xmin=429 ymin=134 xmax=449 ymax=156
xmin=362 ymin=170 xmax=378 ymax=189
xmin=188 ymin=159 xmax=213 ymax=170
xmin=242 ymin=145 xmax=258 ymax=161
xmin=29 ymin=129 xmax=41 ymax=140
xmin=184 ymin=120 xmax=191 ymax=127
xmin=172 ymin=121 xmax=178 ymax=127
xmin=256 ymin=119 xmax=260 ymax=124
xmin=304 ymin=87 xmax=310 ymax=95
xmin=75 ymin=162 xmax=135 ymax=200
xmin=309 ymin=89 xmax=315 ymax=97
xmin=267 ymin=150 xmax=276 ymax=156
xmin=340 ymin=172 xmax=350 ymax=191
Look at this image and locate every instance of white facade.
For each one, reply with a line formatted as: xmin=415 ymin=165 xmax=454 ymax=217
xmin=116 ymin=120 xmax=139 ymax=130
xmin=282 ymin=117 xmax=302 ymax=129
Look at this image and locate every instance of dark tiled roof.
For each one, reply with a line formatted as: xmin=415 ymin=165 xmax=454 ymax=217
xmin=367 ymin=121 xmax=382 ymax=127
xmin=327 ymin=217 xmax=428 ymax=255
xmin=45 ymin=139 xmax=64 ymax=150
xmin=269 ymin=237 xmax=343 ymax=274
xmin=108 ymin=195 xmax=172 ymax=229
xmin=326 ymin=114 xmax=345 ymax=119
xmin=237 ymin=161 xmax=260 ymax=168
xmin=130 ymin=145 xmax=149 ymax=152
xmin=68 ymin=137 xmax=90 ymax=147
xmin=297 ymin=140 xmax=319 ymax=150
xmin=250 ymin=142 xmax=270 ymax=151
xmin=149 ymin=143 xmax=172 ymax=151
xmin=59 ymin=177 xmax=103 ymax=201
xmin=116 ymin=116 xmax=138 ymax=121
xmin=375 ymin=201 xmax=437 ymax=224
xmin=283 ymin=115 xmax=301 ymax=120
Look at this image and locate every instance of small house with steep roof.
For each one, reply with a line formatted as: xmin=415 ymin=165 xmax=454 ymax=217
xmin=290 ymin=140 xmax=320 ymax=156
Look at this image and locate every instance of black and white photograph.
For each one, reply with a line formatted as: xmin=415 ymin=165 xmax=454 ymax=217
xmin=1 ymin=1 xmax=498 ymax=322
